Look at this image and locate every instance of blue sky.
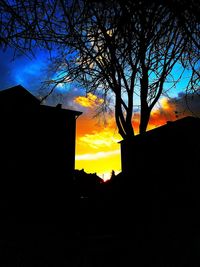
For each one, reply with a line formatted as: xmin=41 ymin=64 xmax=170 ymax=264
xmin=0 ymin=48 xmax=48 ymax=92
xmin=0 ymin=47 xmax=89 ymax=111
xmin=0 ymin=46 xmax=199 ymax=118
xmin=0 ymin=46 xmax=194 ymax=104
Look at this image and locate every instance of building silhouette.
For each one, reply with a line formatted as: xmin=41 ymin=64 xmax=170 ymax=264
xmin=120 ymin=116 xmax=200 ymax=176
xmin=0 ymin=85 xmax=82 ymax=183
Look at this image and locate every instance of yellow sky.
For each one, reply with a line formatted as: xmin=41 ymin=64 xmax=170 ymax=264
xmin=74 ymin=94 xmax=180 ymax=181
xmin=74 ymin=97 xmax=122 ymax=180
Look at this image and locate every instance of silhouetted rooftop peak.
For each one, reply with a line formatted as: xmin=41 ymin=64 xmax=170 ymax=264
xmin=0 ymin=85 xmax=82 ymax=116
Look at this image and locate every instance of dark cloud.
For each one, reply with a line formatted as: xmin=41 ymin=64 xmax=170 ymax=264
xmin=147 ymin=92 xmax=200 ymax=130
xmin=168 ymin=92 xmax=200 ymax=118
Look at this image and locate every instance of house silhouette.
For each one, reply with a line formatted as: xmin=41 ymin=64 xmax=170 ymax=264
xmin=0 ymin=85 xmax=82 ymax=184
xmin=120 ymin=116 xmax=200 ymax=177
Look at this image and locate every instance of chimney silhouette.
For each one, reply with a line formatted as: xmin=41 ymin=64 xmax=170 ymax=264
xmin=56 ymin=103 xmax=62 ymax=109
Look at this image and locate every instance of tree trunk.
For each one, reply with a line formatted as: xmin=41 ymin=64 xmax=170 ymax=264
xmin=139 ymin=108 xmax=150 ymax=134
xmin=140 ymin=73 xmax=150 ymax=134
xmin=115 ymin=89 xmax=135 ymax=140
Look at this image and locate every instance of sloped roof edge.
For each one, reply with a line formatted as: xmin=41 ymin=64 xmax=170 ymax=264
xmin=119 ymin=116 xmax=200 ymax=143
xmin=0 ymin=84 xmax=82 ymax=116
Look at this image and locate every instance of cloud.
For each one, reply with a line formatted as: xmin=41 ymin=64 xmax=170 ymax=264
xmin=0 ymin=47 xmax=83 ymax=109
xmin=75 ymin=112 xmax=121 ymax=175
xmin=147 ymin=93 xmax=200 ymax=130
xmin=77 ymin=130 xmax=121 ymax=149
xmin=41 ymin=84 xmax=86 ymax=108
xmin=148 ymin=98 xmax=177 ymax=129
xmin=0 ymin=48 xmax=105 ymax=113
xmin=167 ymin=92 xmax=200 ymax=117
xmin=76 ymin=150 xmax=119 ymax=160
xmin=74 ymin=93 xmax=104 ymax=108
xmin=41 ymin=89 xmax=105 ymax=114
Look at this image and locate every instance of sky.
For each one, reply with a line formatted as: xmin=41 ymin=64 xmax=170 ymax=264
xmin=0 ymin=47 xmax=199 ymax=181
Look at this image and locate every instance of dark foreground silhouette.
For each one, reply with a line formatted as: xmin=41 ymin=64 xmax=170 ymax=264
xmin=1 ymin=163 xmax=200 ymax=266
xmin=1 ymin=85 xmax=200 ymax=266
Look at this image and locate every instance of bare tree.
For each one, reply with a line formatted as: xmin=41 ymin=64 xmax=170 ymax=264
xmin=0 ymin=0 xmax=199 ymax=138
xmin=163 ymin=0 xmax=200 ymax=97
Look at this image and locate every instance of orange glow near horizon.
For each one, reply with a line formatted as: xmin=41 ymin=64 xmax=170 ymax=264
xmin=75 ymin=109 xmax=122 ymax=180
xmin=75 ymin=97 xmax=186 ymax=180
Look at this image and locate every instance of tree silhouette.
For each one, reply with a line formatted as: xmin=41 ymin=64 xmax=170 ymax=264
xmin=166 ymin=0 xmax=200 ymax=97
xmin=0 ymin=0 xmax=199 ymax=138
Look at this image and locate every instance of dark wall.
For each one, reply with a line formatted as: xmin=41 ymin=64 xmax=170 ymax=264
xmin=0 ymin=86 xmax=82 ymax=209
xmin=120 ymin=117 xmax=200 ymax=177
xmin=0 ymin=108 xmax=77 ymax=189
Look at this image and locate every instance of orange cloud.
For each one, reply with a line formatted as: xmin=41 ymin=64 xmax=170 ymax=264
xmin=148 ymin=97 xmax=182 ymax=130
xmin=74 ymin=93 xmax=104 ymax=108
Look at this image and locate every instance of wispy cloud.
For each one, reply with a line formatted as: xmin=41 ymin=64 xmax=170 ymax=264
xmin=76 ymin=150 xmax=119 ymax=160
xmin=77 ymin=130 xmax=120 ymax=149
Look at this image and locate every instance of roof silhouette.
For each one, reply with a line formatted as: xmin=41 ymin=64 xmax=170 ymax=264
xmin=0 ymin=84 xmax=82 ymax=182
xmin=120 ymin=115 xmax=200 ymax=175
xmin=0 ymin=84 xmax=40 ymax=111
xmin=0 ymin=84 xmax=82 ymax=116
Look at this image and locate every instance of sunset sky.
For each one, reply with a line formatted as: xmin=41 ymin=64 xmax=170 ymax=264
xmin=0 ymin=48 xmax=199 ymax=180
